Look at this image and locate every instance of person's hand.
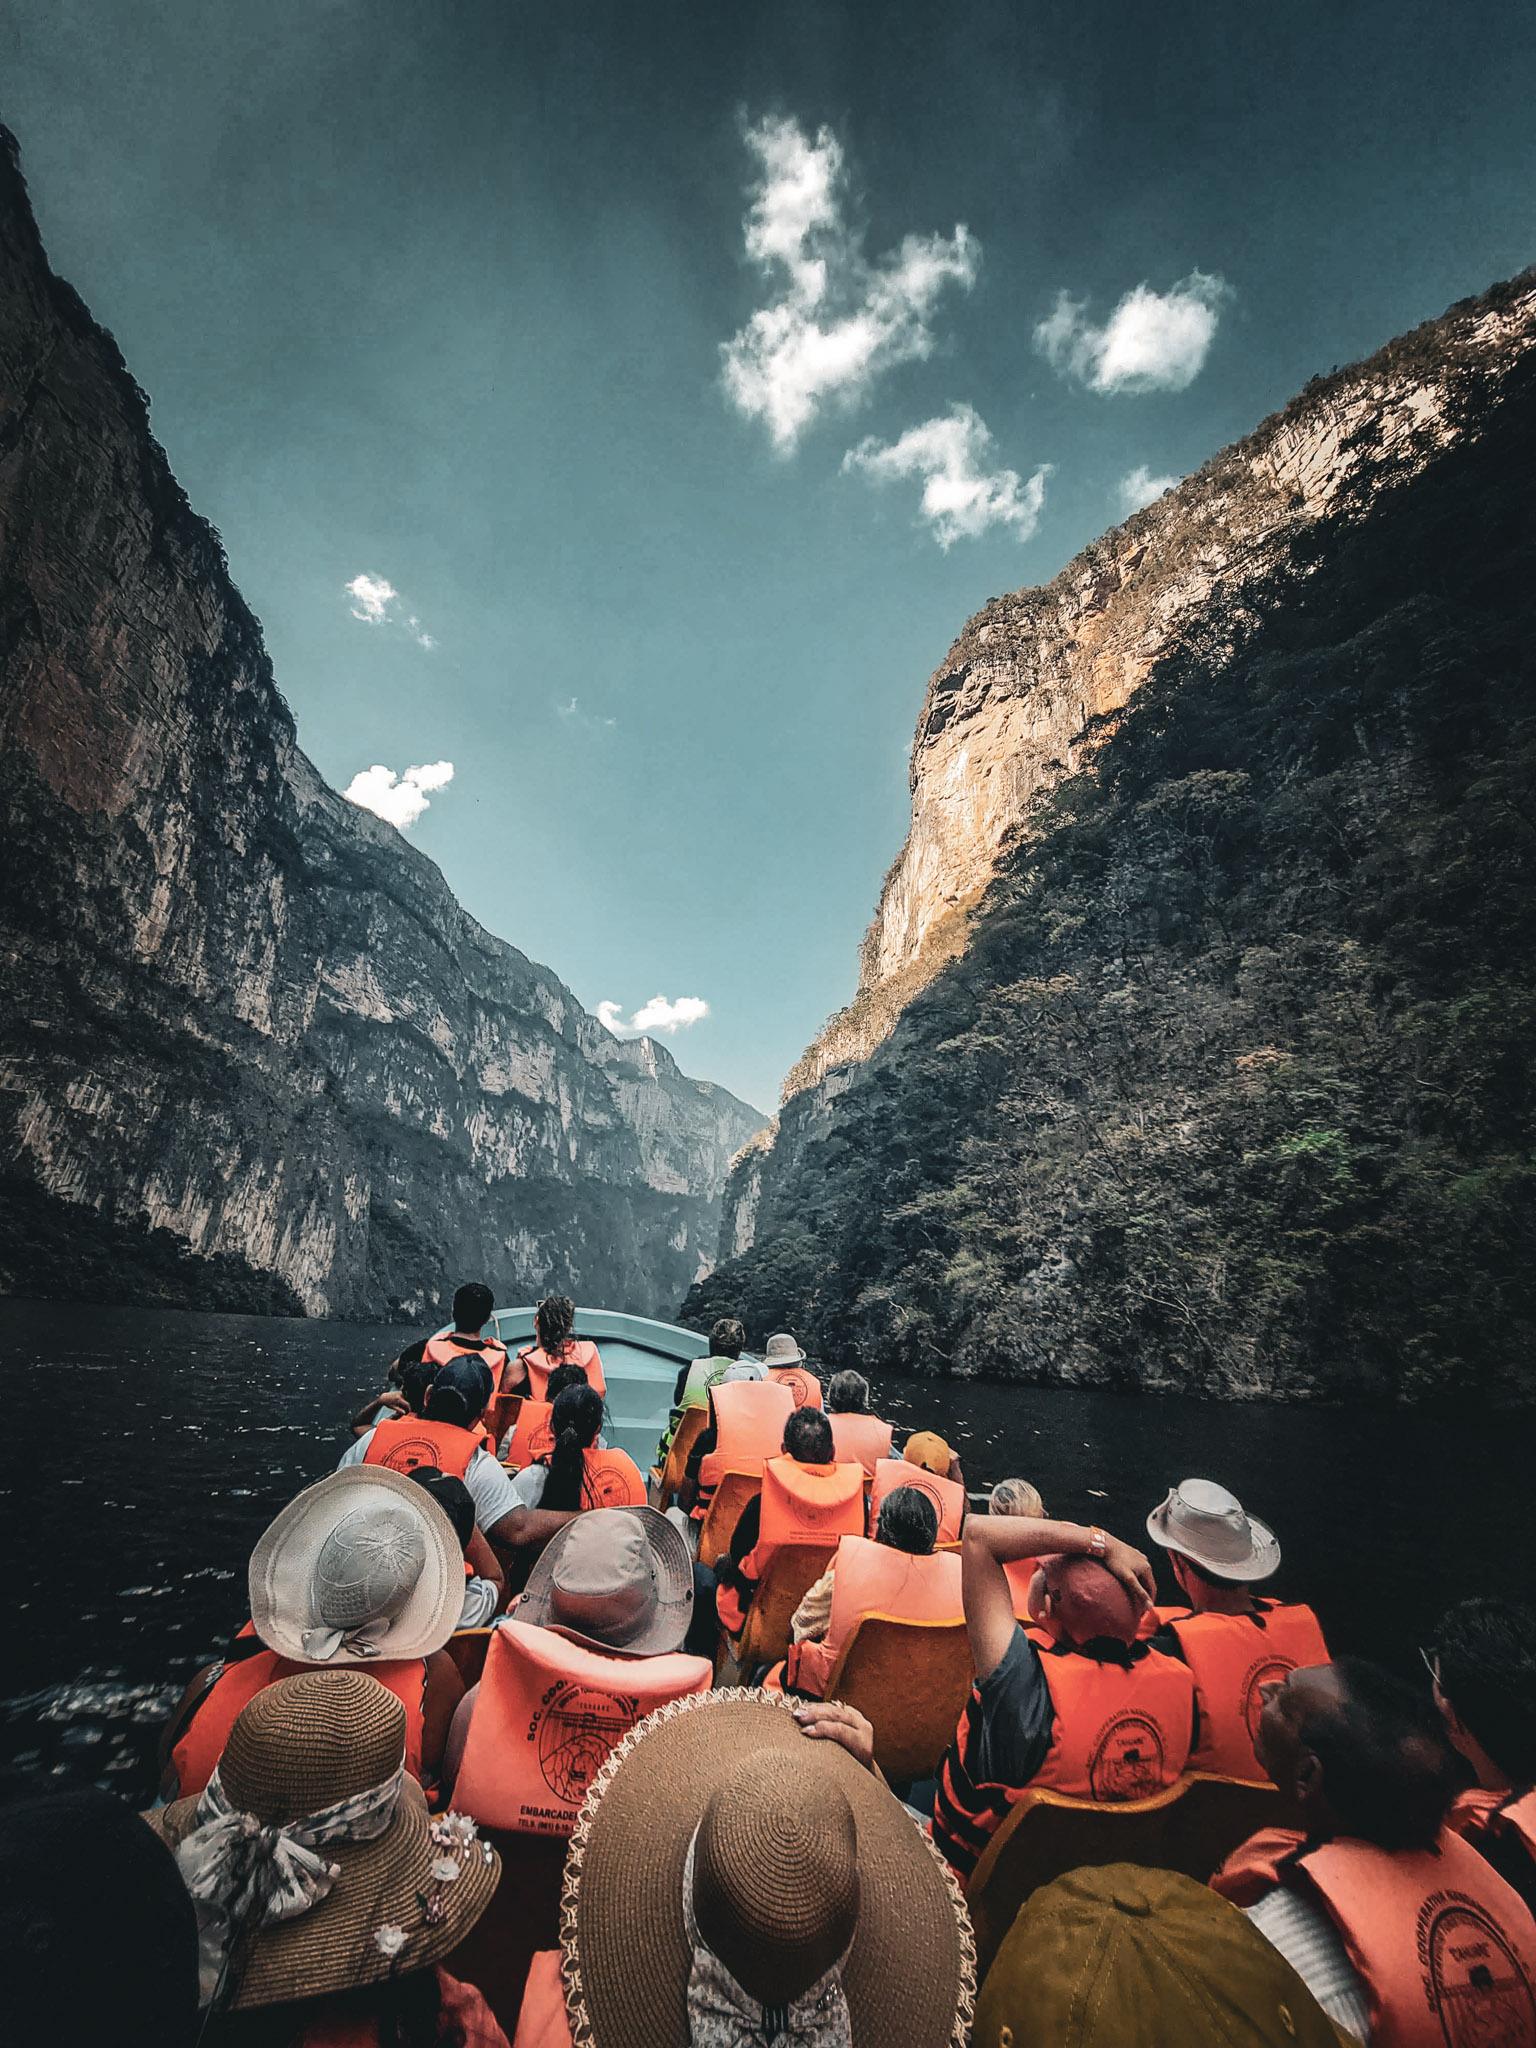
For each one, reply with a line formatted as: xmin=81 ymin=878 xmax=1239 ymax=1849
xmin=1104 ymin=1536 xmax=1156 ymax=1611
xmin=794 ymin=1699 xmax=876 ymax=1771
xmin=373 ymin=1391 xmax=410 ymax=1418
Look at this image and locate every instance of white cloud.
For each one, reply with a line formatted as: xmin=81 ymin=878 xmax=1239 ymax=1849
xmin=1035 ymin=272 xmax=1229 ymax=393
xmin=721 ymin=115 xmax=978 ymax=450
xmin=843 ymin=405 xmax=1051 ymax=549
xmin=345 ymin=573 xmax=435 ymax=649
xmin=343 ymin=760 xmax=455 ymax=830
xmin=1116 ymin=464 xmax=1181 ymax=514
xmin=598 ymin=995 xmax=710 ymax=1038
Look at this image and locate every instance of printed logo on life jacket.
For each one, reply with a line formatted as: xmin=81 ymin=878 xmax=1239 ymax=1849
xmin=1420 ymin=1892 xmax=1536 ymax=2048
xmin=1242 ymin=1656 xmax=1297 ymax=1747
xmin=777 ymin=1369 xmax=814 ymax=1407
xmin=903 ymin=1475 xmax=947 ymax=1524
xmin=528 ymin=1422 xmax=555 ymax=1462
xmin=375 ymin=1434 xmax=440 ymax=1473
xmin=531 ymin=1682 xmax=642 ymax=1811
xmin=1087 ymin=1711 xmax=1167 ymax=1801
xmin=583 ymin=1461 xmax=637 ymax=1509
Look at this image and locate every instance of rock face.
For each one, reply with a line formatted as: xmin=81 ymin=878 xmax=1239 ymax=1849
xmin=0 ymin=129 xmax=763 ymax=1321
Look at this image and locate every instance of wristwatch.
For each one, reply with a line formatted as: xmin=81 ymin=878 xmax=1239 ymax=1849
xmin=1087 ymin=1526 xmax=1108 ymax=1560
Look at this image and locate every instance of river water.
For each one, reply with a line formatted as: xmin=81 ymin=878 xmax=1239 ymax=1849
xmin=2 ymin=1298 xmax=1530 ymax=1806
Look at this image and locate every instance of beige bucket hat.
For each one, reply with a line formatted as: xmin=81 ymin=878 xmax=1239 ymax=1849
xmin=516 ymin=1505 xmax=694 ymax=1658
xmin=1146 ymin=1478 xmax=1281 ymax=1583
xmin=762 ymin=1331 xmax=807 ymax=1367
xmin=249 ymin=1465 xmax=463 ymax=1665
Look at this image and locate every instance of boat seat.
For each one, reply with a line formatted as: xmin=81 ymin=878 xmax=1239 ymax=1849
xmin=697 ymin=1469 xmax=763 ymax=1569
xmin=821 ymin=1615 xmax=973 ymax=1783
xmin=445 ymin=1627 xmax=495 ymax=1690
xmin=487 ymin=1390 xmax=524 ymax=1459
xmin=727 ymin=1542 xmax=839 ymax=1675
xmin=651 ymin=1405 xmax=707 ymax=1512
xmin=967 ymin=1772 xmax=1295 ymax=1980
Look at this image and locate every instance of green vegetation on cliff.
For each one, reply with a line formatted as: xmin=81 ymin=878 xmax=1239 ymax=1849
xmin=685 ymin=346 xmax=1536 ymax=1401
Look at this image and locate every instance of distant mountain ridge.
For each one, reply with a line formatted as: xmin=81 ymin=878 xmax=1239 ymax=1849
xmin=0 ymin=126 xmax=763 ymax=1320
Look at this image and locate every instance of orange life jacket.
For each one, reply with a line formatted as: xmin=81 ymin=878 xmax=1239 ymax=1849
xmin=1164 ymin=1599 xmax=1330 ymax=1781
xmin=511 ymin=1951 xmax=571 ymax=2048
xmin=1452 ymin=1787 xmax=1536 ymax=1893
xmin=768 ymin=1364 xmax=823 ymax=1410
xmin=504 ymin=1398 xmax=555 ymax=1471
xmin=452 ymin=1619 xmax=711 ymax=1834
xmin=1005 ymin=1558 xmax=1043 ymax=1620
xmin=577 ymin=1446 xmax=648 ymax=1509
xmin=304 ymin=1968 xmax=504 ymax=2048
xmin=788 ymin=1533 xmax=963 ymax=1696
xmin=868 ymin=1457 xmax=966 ymax=1544
xmin=1212 ymin=1825 xmax=1536 ymax=2048
xmin=362 ymin=1413 xmax=479 ymax=1479
xmin=517 ymin=1340 xmax=606 ymax=1401
xmin=423 ymin=1330 xmax=510 ymax=1390
xmin=827 ymin=1412 xmax=894 ymax=1475
xmin=1029 ymin=1636 xmax=1195 ymax=1802
xmin=697 ymin=1379 xmax=795 ymax=1492
xmin=171 ymin=1641 xmax=427 ymax=1797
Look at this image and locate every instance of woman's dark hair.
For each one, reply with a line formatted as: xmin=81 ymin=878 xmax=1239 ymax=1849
xmin=398 ymin=1359 xmax=436 ymax=1415
xmin=407 ymin=1468 xmax=476 ymax=1556
xmin=709 ymin=1316 xmax=746 ymax=1360
xmin=875 ymin=1486 xmax=939 ymax=1556
xmin=783 ymin=1407 xmax=835 ymax=1464
xmin=827 ymin=1369 xmax=872 ymax=1414
xmin=544 ymin=1361 xmax=591 ymax=1404
xmin=1300 ymin=1656 xmax=1460 ymax=1852
xmin=204 ymin=1969 xmax=447 ymax=2048
xmin=1434 ymin=1597 xmax=1536 ymax=1784
xmin=535 ymin=1294 xmax=577 ymax=1354
xmin=539 ymin=1382 xmax=605 ymax=1511
xmin=451 ymin=1281 xmax=494 ymax=1332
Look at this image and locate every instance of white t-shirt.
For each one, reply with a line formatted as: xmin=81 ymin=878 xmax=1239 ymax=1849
xmin=512 ymin=1464 xmax=549 ymax=1508
xmin=458 ymin=1576 xmax=501 ymax=1628
xmin=338 ymin=1431 xmax=522 ymax=1535
xmin=1243 ymin=1886 xmax=1372 ymax=2042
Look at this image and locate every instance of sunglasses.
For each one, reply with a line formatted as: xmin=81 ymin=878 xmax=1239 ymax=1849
xmin=1420 ymin=1645 xmax=1441 ymax=1686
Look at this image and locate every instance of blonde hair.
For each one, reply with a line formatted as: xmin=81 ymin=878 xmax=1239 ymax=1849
xmin=990 ymin=1477 xmax=1045 ymax=1519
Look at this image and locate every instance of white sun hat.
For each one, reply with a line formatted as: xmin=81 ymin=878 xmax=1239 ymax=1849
xmin=1145 ymin=1477 xmax=1281 ymax=1583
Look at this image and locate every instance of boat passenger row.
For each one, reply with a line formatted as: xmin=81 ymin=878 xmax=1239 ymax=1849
xmin=9 ymin=1285 xmax=1536 ymax=2048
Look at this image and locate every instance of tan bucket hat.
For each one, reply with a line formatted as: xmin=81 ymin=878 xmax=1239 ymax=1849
xmin=516 ymin=1505 xmax=694 ymax=1657
xmin=249 ymin=1465 xmax=463 ymax=1664
xmin=558 ymin=1690 xmax=975 ymax=2047
xmin=149 ymin=1670 xmax=499 ymax=2010
xmin=762 ymin=1331 xmax=807 ymax=1367
xmin=1146 ymin=1478 xmax=1281 ymax=1583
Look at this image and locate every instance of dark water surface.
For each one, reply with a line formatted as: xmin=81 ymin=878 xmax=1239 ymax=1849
xmin=2 ymin=1298 xmax=1531 ymax=1805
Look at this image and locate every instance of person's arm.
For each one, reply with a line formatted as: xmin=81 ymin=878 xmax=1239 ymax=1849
xmin=502 ymin=1347 xmax=532 ymax=1397
xmin=487 ymin=1504 xmax=578 ymax=1562
xmin=962 ymin=1516 xmax=1154 ymax=1684
xmin=420 ymin=1649 xmax=466 ymax=1788
xmin=794 ymin=1700 xmax=881 ymax=1779
xmin=350 ymin=1390 xmax=408 ymax=1436
xmin=465 ymin=1524 xmax=505 ymax=1601
xmin=672 ymin=1360 xmax=693 ymax=1406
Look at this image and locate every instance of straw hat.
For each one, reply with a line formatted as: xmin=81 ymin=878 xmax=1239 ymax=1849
xmin=762 ymin=1332 xmax=807 ymax=1368
xmin=558 ymin=1690 xmax=975 ymax=2046
xmin=517 ymin=1505 xmax=693 ymax=1658
xmin=150 ymin=1671 xmax=500 ymax=2010
xmin=1146 ymin=1478 xmax=1281 ymax=1583
xmin=249 ymin=1465 xmax=463 ymax=1665
xmin=974 ymin=1863 xmax=1347 ymax=2047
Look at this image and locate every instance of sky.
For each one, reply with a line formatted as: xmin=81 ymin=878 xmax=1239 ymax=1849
xmin=3 ymin=2 xmax=1533 ymax=1114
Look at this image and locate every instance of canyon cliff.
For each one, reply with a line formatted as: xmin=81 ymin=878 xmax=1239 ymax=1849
xmin=695 ymin=271 xmax=1536 ymax=1401
xmin=0 ymin=128 xmax=763 ymax=1321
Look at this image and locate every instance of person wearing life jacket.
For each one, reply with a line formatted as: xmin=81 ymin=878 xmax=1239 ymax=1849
xmin=407 ymin=1467 xmax=505 ymax=1626
xmin=1212 ymin=1655 xmax=1536 ymax=2046
xmin=1430 ymin=1596 xmax=1536 ymax=1916
xmin=655 ymin=1315 xmax=760 ymax=1464
xmin=712 ymin=1408 xmax=865 ymax=1642
xmin=987 ymin=1478 xmax=1051 ymax=1619
xmin=868 ymin=1447 xmax=969 ymax=1545
xmin=825 ymin=1368 xmax=894 ymax=1476
xmin=445 ymin=1506 xmax=712 ymax=1827
xmin=506 ymin=1293 xmax=607 ymax=1401
xmin=677 ymin=1366 xmax=795 ymax=1522
xmin=771 ymin=1482 xmax=963 ymax=1698
xmin=367 ymin=1280 xmax=511 ymax=1409
xmin=761 ymin=1330 xmax=824 ymax=1410
xmin=1142 ymin=1477 xmax=1331 ymax=1783
xmin=931 ymin=1510 xmax=1190 ymax=1884
xmin=509 ymin=1382 xmax=648 ymax=1515
xmin=500 ymin=1360 xmax=598 ymax=1467
xmin=160 ymin=1466 xmax=467 ymax=1803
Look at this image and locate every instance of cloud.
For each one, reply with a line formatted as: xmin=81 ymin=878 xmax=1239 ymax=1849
xmin=345 ymin=573 xmax=435 ymax=649
xmin=1116 ymin=464 xmax=1181 ymax=514
xmin=556 ymin=695 xmax=617 ymax=733
xmin=1035 ymin=272 xmax=1229 ymax=393
xmin=343 ymin=759 xmax=455 ymax=830
xmin=598 ymin=995 xmax=710 ymax=1038
xmin=843 ymin=405 xmax=1051 ymax=549
xmin=721 ymin=115 xmax=978 ymax=449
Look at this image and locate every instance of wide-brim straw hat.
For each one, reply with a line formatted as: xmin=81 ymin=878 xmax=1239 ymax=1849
xmin=517 ymin=1505 xmax=694 ymax=1658
xmin=557 ymin=1690 xmax=975 ymax=2046
xmin=149 ymin=1671 xmax=500 ymax=2010
xmin=249 ymin=1464 xmax=464 ymax=1664
xmin=763 ymin=1332 xmax=807 ymax=1367
xmin=1145 ymin=1478 xmax=1281 ymax=1583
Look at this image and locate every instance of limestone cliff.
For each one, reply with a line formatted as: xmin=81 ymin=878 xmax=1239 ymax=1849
xmin=0 ymin=128 xmax=763 ymax=1320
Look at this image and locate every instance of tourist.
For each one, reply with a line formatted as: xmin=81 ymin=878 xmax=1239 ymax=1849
xmin=825 ymin=1367 xmax=894 ymax=1473
xmin=905 ymin=1427 xmax=966 ymax=1488
xmin=509 ymin=1691 xmax=974 ymax=2048
xmin=774 ymin=1482 xmax=962 ymax=1696
xmin=656 ymin=1315 xmax=758 ymax=1463
xmin=445 ymin=1506 xmax=712 ymax=1817
xmin=678 ymin=1365 xmax=795 ymax=1522
xmin=386 ymin=1281 xmax=510 ymax=1389
xmin=508 ymin=1381 xmax=647 ymax=1511
xmin=988 ymin=1477 xmax=1050 ymax=1617
xmin=931 ymin=1512 xmax=1191 ymax=1882
xmin=761 ymin=1329 xmax=824 ymax=1409
xmin=1144 ymin=1477 xmax=1330 ymax=1781
xmin=1430 ymin=1597 xmax=1536 ymax=1911
xmin=0 ymin=1786 xmax=200 ymax=2048
xmin=868 ymin=1434 xmax=969 ymax=1542
xmin=500 ymin=1359 xmax=595 ymax=1467
xmin=406 ymin=1468 xmax=505 ymax=1626
xmin=152 ymin=1670 xmax=507 ymax=2043
xmin=162 ymin=1467 xmax=466 ymax=1801
xmin=713 ymin=1406 xmax=864 ymax=1639
xmin=506 ymin=1295 xmax=606 ymax=1400
xmin=349 ymin=1355 xmax=438 ymax=1438
xmin=974 ymin=1862 xmax=1344 ymax=2048
xmin=1213 ymin=1657 xmax=1536 ymax=2044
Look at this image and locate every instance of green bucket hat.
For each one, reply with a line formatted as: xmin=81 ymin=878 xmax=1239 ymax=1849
xmin=973 ymin=1863 xmax=1350 ymax=2048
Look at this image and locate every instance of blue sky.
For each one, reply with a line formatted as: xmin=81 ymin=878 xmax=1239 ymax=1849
xmin=4 ymin=1 xmax=1533 ymax=1113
